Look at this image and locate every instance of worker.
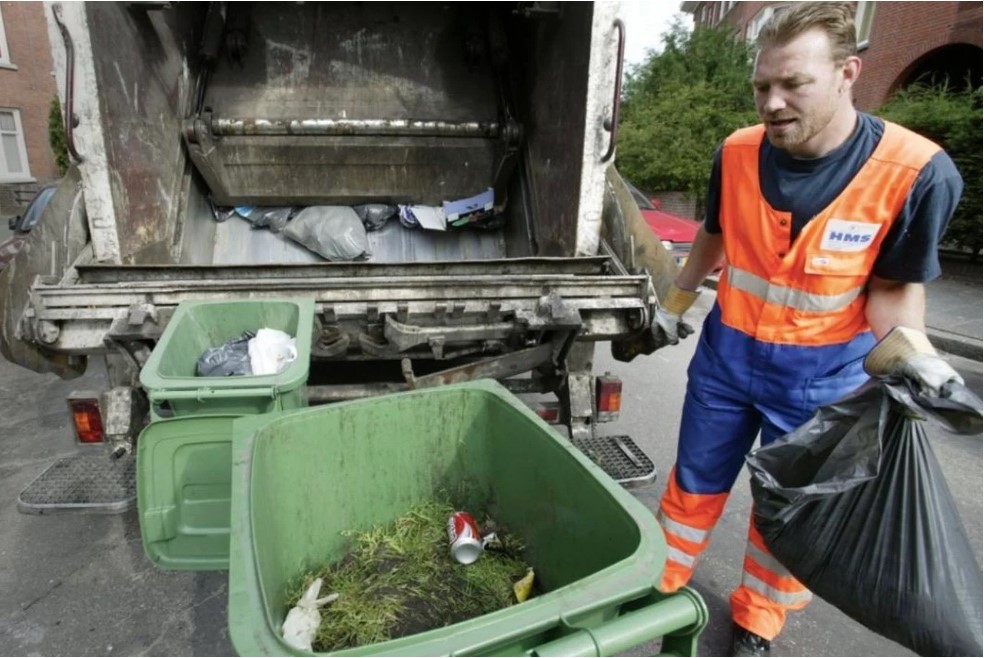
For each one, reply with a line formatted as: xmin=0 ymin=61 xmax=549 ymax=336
xmin=649 ymin=3 xmax=964 ymax=656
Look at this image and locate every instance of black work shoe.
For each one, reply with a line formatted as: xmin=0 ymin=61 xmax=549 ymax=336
xmin=732 ymin=626 xmax=771 ymax=657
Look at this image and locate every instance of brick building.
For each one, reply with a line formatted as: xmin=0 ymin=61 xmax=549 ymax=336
xmin=681 ymin=1 xmax=983 ymax=110
xmin=0 ymin=2 xmax=60 ymax=216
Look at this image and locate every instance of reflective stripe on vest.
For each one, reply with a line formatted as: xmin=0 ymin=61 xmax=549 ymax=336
xmin=727 ymin=264 xmax=865 ymax=313
xmin=717 ymin=121 xmax=941 ymax=346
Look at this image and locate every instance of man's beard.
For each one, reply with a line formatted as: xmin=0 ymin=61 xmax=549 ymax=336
xmin=764 ymin=103 xmax=838 ymax=154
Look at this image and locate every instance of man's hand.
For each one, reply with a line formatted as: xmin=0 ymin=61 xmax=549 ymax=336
xmin=652 ymin=285 xmax=701 ymax=349
xmin=653 ymin=308 xmax=695 ymax=347
xmin=893 ymin=353 xmax=963 ymax=396
xmin=865 ymin=326 xmax=964 ymax=397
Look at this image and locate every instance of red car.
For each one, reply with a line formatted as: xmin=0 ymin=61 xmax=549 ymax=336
xmin=626 ymin=181 xmax=704 ymax=268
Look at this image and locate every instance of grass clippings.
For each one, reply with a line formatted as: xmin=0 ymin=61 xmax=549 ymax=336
xmin=285 ymin=499 xmax=534 ymax=653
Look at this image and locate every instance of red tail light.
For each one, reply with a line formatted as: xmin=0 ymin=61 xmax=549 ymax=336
xmin=597 ymin=376 xmax=622 ymax=414
xmin=534 ymin=405 xmax=560 ymax=423
xmin=69 ymin=398 xmax=104 ymax=443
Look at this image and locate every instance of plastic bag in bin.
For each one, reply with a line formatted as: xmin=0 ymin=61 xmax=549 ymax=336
xmin=747 ymin=378 xmax=983 ymax=657
xmin=196 ymin=331 xmax=254 ymax=376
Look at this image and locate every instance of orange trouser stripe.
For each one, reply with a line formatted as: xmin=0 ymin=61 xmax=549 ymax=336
xmin=731 ymin=517 xmax=812 ymax=640
xmin=657 ymin=468 xmax=730 ymax=592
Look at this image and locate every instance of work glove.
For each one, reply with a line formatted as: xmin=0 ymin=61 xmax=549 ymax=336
xmin=864 ymin=326 xmax=964 ymax=397
xmin=652 ymin=284 xmax=700 ymax=348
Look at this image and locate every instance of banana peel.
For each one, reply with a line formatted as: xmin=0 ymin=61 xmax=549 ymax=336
xmin=513 ymin=568 xmax=535 ymax=603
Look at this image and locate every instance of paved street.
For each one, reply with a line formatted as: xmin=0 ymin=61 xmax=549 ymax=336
xmin=0 ymin=286 xmax=980 ymax=656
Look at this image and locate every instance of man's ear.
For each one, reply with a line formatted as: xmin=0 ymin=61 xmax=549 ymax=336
xmin=841 ymin=56 xmax=862 ymax=94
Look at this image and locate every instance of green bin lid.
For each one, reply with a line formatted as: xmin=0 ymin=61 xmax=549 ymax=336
xmin=137 ymin=415 xmax=240 ymax=571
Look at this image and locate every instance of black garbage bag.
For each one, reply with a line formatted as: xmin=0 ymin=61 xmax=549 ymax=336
xmin=747 ymin=378 xmax=983 ymax=657
xmin=196 ymin=331 xmax=255 ymax=376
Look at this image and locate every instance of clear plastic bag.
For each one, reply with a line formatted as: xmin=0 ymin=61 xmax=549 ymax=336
xmin=747 ymin=379 xmax=983 ymax=656
xmin=247 ymin=328 xmax=297 ymax=375
xmin=284 ymin=206 xmax=370 ymax=261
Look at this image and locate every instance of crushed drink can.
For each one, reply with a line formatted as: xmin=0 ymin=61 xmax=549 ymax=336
xmin=447 ymin=511 xmax=483 ymax=565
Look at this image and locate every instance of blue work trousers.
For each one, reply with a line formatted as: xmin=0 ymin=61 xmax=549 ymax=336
xmin=676 ymin=303 xmax=875 ymax=495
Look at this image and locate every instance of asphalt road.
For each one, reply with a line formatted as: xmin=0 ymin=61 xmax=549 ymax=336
xmin=0 ymin=288 xmax=980 ymax=656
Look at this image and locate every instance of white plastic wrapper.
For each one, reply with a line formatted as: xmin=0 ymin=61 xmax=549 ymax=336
xmin=248 ymin=328 xmax=297 ymax=375
xmin=281 ymin=577 xmax=339 ymax=651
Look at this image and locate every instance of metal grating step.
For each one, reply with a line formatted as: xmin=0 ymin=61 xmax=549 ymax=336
xmin=18 ymin=453 xmax=136 ymax=514
xmin=574 ymin=434 xmax=656 ymax=487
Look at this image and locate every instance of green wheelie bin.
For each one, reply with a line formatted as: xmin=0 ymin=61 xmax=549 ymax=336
xmin=224 ymin=379 xmax=708 ymax=656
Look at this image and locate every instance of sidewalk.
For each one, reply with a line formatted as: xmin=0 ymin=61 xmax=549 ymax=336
xmin=925 ymin=274 xmax=983 ymax=361
xmin=702 ymin=270 xmax=983 ymax=361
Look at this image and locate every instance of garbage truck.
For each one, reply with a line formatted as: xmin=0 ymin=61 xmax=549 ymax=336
xmin=1 ymin=1 xmax=679 ymax=512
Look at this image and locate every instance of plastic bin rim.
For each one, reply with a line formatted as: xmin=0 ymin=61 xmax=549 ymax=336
xmin=139 ymin=297 xmax=315 ymax=391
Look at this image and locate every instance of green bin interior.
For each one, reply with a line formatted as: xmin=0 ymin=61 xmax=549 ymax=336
xmin=227 ymin=380 xmax=706 ymax=656
xmin=139 ymin=298 xmax=315 ymax=417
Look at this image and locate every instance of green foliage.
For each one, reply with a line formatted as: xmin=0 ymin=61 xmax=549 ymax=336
xmin=876 ymin=83 xmax=983 ymax=254
xmin=617 ymin=22 xmax=758 ymax=209
xmin=48 ymin=97 xmax=70 ymax=176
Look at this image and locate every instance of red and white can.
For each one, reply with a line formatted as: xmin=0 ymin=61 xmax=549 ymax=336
xmin=447 ymin=511 xmax=483 ymax=565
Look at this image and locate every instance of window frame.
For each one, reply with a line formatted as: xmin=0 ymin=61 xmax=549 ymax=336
xmin=744 ymin=4 xmax=789 ymax=43
xmin=855 ymin=1 xmax=875 ymax=50
xmin=0 ymin=108 xmax=34 ymax=182
xmin=0 ymin=5 xmax=13 ymax=69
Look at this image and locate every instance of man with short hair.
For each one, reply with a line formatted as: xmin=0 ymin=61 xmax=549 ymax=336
xmin=651 ymin=3 xmax=964 ymax=656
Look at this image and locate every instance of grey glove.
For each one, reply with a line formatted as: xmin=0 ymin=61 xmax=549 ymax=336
xmin=651 ymin=284 xmax=700 ymax=348
xmin=893 ymin=353 xmax=963 ymax=397
xmin=652 ymin=307 xmax=695 ymax=347
xmin=865 ymin=326 xmax=964 ymax=397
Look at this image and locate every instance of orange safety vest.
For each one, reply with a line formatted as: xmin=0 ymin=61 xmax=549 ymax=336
xmin=717 ymin=121 xmax=941 ymax=346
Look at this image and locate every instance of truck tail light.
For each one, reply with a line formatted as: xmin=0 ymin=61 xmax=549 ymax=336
xmin=69 ymin=397 xmax=104 ymax=443
xmin=534 ymin=403 xmax=560 ymax=423
xmin=597 ymin=376 xmax=622 ymax=414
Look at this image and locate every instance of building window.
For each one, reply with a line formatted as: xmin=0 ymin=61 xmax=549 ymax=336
xmin=0 ymin=6 xmax=12 ymax=68
xmin=745 ymin=4 xmax=789 ymax=43
xmin=856 ymin=1 xmax=875 ymax=50
xmin=0 ymin=109 xmax=32 ymax=182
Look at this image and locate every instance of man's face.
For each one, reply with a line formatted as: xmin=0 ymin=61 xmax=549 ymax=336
xmin=753 ymin=29 xmax=852 ymax=157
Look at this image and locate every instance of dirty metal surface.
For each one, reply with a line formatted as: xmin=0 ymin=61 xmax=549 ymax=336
xmin=573 ymin=434 xmax=656 ymax=487
xmin=18 ymin=453 xmax=136 ymax=514
xmin=209 ymin=213 xmax=507 ymax=265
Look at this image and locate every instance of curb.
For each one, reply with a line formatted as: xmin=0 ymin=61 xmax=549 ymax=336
xmin=926 ymin=328 xmax=984 ymax=362
xmin=701 ymin=276 xmax=981 ymax=360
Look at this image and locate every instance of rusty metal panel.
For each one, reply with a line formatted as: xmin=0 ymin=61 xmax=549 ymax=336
xmin=83 ymin=3 xmax=198 ymax=265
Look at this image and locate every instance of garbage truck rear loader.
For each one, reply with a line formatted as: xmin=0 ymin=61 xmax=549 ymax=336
xmin=1 ymin=1 xmax=678 ymax=508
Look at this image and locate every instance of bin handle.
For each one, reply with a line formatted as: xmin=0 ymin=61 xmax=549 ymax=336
xmin=149 ymin=386 xmax=278 ymax=402
xmin=529 ymin=587 xmax=707 ymax=657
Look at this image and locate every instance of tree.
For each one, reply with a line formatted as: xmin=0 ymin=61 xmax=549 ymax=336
xmin=616 ymin=21 xmax=757 ymax=215
xmin=48 ymin=97 xmax=70 ymax=176
xmin=876 ymin=83 xmax=983 ymax=255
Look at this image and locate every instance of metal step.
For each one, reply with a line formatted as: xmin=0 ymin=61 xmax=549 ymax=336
xmin=574 ymin=435 xmax=657 ymax=487
xmin=18 ymin=453 xmax=136 ymax=514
